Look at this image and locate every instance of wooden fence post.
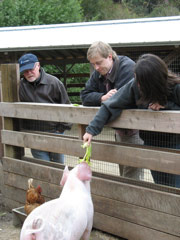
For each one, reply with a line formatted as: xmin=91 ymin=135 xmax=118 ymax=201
xmin=0 ymin=71 xmax=3 ymax=159
xmin=78 ymin=124 xmax=86 ymax=159
xmin=0 ymin=64 xmax=22 ymax=159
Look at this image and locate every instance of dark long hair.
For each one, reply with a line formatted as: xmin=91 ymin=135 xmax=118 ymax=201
xmin=135 ymin=54 xmax=180 ymax=106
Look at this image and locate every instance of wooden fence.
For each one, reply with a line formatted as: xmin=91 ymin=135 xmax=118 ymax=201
xmin=1 ymin=64 xmax=180 ymax=240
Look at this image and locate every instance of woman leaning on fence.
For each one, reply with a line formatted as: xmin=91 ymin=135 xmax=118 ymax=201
xmin=83 ymin=53 xmax=180 ymax=188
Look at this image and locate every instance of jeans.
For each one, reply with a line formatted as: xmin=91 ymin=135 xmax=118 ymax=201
xmin=151 ymin=170 xmax=180 ymax=188
xmin=31 ymin=149 xmax=64 ymax=163
xmin=31 ymin=132 xmax=64 ymax=164
xmin=115 ymin=130 xmax=144 ymax=180
xmin=144 ymin=141 xmax=180 ymax=188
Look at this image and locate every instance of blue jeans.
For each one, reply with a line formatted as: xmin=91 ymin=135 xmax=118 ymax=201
xmin=31 ymin=132 xmax=64 ymax=164
xmin=145 ymin=141 xmax=180 ymax=188
xmin=31 ymin=149 xmax=64 ymax=163
xmin=151 ymin=170 xmax=180 ymax=188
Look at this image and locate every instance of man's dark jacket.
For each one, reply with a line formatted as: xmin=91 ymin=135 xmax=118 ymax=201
xmin=19 ymin=68 xmax=72 ymax=132
xmin=80 ymin=55 xmax=135 ymax=106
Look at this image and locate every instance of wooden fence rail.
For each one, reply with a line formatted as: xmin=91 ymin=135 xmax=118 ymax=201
xmin=0 ymin=104 xmax=180 ymax=176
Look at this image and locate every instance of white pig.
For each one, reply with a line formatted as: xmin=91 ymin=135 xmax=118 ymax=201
xmin=20 ymin=162 xmax=94 ymax=240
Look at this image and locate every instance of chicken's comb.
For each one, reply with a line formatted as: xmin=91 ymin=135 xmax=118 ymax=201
xmin=36 ymin=185 xmax=42 ymax=193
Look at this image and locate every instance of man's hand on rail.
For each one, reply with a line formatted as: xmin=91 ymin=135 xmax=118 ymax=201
xmin=148 ymin=102 xmax=165 ymax=111
xmin=83 ymin=132 xmax=93 ymax=146
xmin=101 ymin=89 xmax=117 ymax=102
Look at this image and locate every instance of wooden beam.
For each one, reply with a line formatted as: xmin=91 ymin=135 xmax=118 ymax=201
xmin=93 ymin=195 xmax=180 ymax=237
xmin=0 ymin=102 xmax=180 ymax=133
xmin=0 ymin=64 xmax=22 ymax=159
xmin=1 ymin=130 xmax=180 ymax=175
xmin=94 ymin=212 xmax=180 ymax=240
xmin=0 ymin=70 xmax=4 ymax=159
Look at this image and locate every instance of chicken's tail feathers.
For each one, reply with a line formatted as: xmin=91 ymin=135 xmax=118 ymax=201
xmin=28 ymin=178 xmax=34 ymax=189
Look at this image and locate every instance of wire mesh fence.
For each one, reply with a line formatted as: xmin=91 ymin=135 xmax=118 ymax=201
xmin=20 ymin=48 xmax=180 ymax=190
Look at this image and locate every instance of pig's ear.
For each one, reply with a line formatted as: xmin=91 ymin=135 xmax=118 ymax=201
xmin=77 ymin=162 xmax=92 ymax=181
xmin=60 ymin=166 xmax=69 ymax=186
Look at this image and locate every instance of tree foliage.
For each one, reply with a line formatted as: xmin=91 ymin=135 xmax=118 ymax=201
xmin=149 ymin=5 xmax=180 ymax=17
xmin=122 ymin=0 xmax=180 ymax=17
xmin=0 ymin=0 xmax=83 ymax=27
xmin=81 ymin=0 xmax=136 ymax=21
xmin=0 ymin=0 xmax=179 ymax=27
xmin=80 ymin=0 xmax=180 ymax=21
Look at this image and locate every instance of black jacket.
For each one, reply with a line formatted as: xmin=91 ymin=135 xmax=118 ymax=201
xmin=19 ymin=68 xmax=72 ymax=132
xmin=86 ymin=79 xmax=180 ymax=147
xmin=80 ymin=56 xmax=135 ymax=106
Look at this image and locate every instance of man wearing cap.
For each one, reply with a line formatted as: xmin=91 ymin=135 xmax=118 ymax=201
xmin=18 ymin=53 xmax=72 ymax=163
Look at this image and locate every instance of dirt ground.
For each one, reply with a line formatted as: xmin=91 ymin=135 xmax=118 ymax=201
xmin=0 ymin=159 xmax=22 ymax=240
xmin=0 ymin=192 xmax=21 ymax=240
xmin=0 ymin=160 xmax=122 ymax=240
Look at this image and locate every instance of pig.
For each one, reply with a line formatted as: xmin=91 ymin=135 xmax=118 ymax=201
xmin=20 ymin=162 xmax=94 ymax=240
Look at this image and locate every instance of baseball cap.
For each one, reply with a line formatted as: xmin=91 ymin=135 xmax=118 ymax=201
xmin=18 ymin=53 xmax=39 ymax=73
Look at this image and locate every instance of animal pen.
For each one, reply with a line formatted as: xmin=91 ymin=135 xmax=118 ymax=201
xmin=1 ymin=63 xmax=180 ymax=240
xmin=0 ymin=16 xmax=180 ymax=240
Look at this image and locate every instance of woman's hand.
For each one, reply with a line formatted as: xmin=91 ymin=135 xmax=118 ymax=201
xmin=148 ymin=103 xmax=165 ymax=111
xmin=83 ymin=132 xmax=93 ymax=145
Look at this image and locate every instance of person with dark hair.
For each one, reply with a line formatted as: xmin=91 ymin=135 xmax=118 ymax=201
xmin=18 ymin=53 xmax=72 ymax=163
xmin=81 ymin=41 xmax=144 ymax=180
xmin=83 ymin=53 xmax=180 ymax=188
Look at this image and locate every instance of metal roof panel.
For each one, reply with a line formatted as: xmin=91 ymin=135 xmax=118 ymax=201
xmin=0 ymin=16 xmax=180 ymax=52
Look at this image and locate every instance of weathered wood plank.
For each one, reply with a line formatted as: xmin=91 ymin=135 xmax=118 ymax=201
xmin=2 ymin=197 xmax=23 ymax=211
xmin=3 ymin=157 xmax=180 ymax=216
xmin=0 ymin=71 xmax=4 ymax=159
xmin=3 ymin=185 xmax=51 ymax=206
xmin=2 ymin=157 xmax=63 ymax=185
xmin=2 ymin=130 xmax=180 ymax=175
xmin=93 ymin=195 xmax=180 ymax=236
xmin=77 ymin=124 xmax=86 ymax=140
xmin=3 ymin=184 xmax=27 ymax=204
xmin=0 ymin=64 xmax=22 ymax=159
xmin=0 ymin=102 xmax=180 ymax=133
xmin=3 ymin=171 xmax=61 ymax=199
xmin=94 ymin=212 xmax=180 ymax=240
xmin=0 ymin=64 xmax=20 ymax=102
xmin=91 ymin=176 xmax=180 ymax=216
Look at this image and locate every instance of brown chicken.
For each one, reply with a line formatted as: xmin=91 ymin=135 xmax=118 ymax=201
xmin=24 ymin=178 xmax=45 ymax=215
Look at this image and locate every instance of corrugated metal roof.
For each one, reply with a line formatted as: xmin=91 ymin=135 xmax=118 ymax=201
xmin=0 ymin=16 xmax=180 ymax=52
